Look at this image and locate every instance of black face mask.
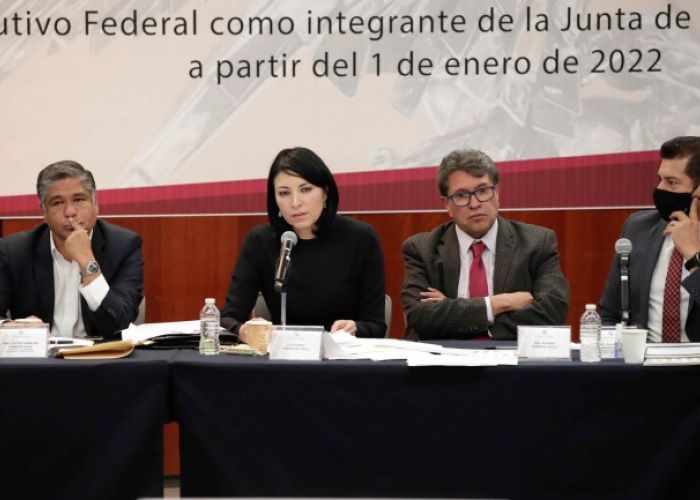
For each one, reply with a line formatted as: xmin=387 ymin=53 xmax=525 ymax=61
xmin=653 ymin=188 xmax=692 ymax=221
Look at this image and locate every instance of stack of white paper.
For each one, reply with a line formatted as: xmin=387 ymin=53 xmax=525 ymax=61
xmin=322 ymin=332 xmax=443 ymax=360
xmin=121 ymin=321 xmax=200 ymax=343
xmin=322 ymin=332 xmax=518 ymax=366
xmin=406 ymin=349 xmax=518 ymax=367
xmin=644 ymin=342 xmax=700 ymax=366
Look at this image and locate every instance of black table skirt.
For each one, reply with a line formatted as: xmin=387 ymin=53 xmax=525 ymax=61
xmin=0 ymin=350 xmax=174 ymax=500
xmin=5 ymin=343 xmax=700 ymax=500
xmin=171 ymin=346 xmax=700 ymax=500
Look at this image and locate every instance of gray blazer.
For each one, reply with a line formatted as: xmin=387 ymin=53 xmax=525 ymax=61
xmin=599 ymin=210 xmax=700 ymax=339
xmin=401 ymin=217 xmax=569 ymax=340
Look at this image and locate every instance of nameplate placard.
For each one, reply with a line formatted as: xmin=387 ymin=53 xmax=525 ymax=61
xmin=599 ymin=326 xmax=617 ymax=359
xmin=269 ymin=325 xmax=324 ymax=361
xmin=517 ymin=326 xmax=571 ymax=360
xmin=0 ymin=327 xmax=49 ymax=358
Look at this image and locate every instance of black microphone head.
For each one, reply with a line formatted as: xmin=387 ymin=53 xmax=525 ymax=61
xmin=281 ymin=231 xmax=298 ymax=247
xmin=615 ymin=238 xmax=633 ymax=255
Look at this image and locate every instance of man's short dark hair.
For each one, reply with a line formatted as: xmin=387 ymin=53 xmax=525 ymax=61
xmin=437 ymin=149 xmax=500 ymax=196
xmin=266 ymin=147 xmax=339 ymax=237
xmin=660 ymin=136 xmax=700 ymax=183
xmin=36 ymin=160 xmax=96 ymax=211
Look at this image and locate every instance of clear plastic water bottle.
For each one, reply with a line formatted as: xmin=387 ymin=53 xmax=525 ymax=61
xmin=580 ymin=304 xmax=601 ymax=362
xmin=199 ymin=298 xmax=220 ymax=355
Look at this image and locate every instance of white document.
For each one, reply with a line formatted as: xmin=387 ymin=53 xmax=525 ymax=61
xmin=518 ymin=326 xmax=571 ymax=360
xmin=322 ymin=334 xmax=518 ymax=366
xmin=322 ymin=333 xmax=444 ymax=360
xmin=321 ymin=330 xmax=359 ymax=359
xmin=120 ymin=320 xmax=200 ymax=343
xmin=0 ymin=327 xmax=49 ymax=358
xmin=407 ymin=349 xmax=518 ymax=367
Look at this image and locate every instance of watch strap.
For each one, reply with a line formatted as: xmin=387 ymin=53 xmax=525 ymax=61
xmin=684 ymin=252 xmax=700 ymax=272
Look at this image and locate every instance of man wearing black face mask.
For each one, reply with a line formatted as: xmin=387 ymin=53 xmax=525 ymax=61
xmin=600 ymin=136 xmax=700 ymax=341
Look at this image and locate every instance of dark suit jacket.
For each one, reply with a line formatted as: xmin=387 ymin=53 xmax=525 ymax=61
xmin=401 ymin=217 xmax=569 ymax=340
xmin=599 ymin=210 xmax=700 ymax=339
xmin=0 ymin=220 xmax=143 ymax=338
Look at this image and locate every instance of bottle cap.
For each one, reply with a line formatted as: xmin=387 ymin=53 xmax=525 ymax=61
xmin=205 ymin=298 xmax=215 ymax=305
xmin=585 ymin=303 xmax=596 ymax=310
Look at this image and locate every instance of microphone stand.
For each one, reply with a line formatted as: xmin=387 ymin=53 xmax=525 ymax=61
xmin=620 ymin=253 xmax=630 ymax=326
xmin=281 ymin=291 xmax=287 ymax=326
xmin=276 ymin=261 xmax=290 ymax=326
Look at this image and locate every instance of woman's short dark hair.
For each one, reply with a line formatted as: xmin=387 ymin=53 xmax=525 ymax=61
xmin=267 ymin=147 xmax=339 ymax=236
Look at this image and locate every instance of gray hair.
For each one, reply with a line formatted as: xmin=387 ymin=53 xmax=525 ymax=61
xmin=36 ymin=160 xmax=96 ymax=211
xmin=437 ymin=149 xmax=500 ymax=196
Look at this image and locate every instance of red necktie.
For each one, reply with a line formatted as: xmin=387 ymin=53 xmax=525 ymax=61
xmin=469 ymin=241 xmax=489 ymax=298
xmin=662 ymin=248 xmax=683 ymax=342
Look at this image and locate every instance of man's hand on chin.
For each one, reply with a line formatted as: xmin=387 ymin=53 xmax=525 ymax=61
xmin=64 ymin=218 xmax=94 ymax=267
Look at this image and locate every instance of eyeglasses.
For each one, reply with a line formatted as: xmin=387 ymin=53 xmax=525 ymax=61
xmin=446 ymin=185 xmax=497 ymax=207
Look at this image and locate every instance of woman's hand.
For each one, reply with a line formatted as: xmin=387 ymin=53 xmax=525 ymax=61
xmin=330 ymin=319 xmax=357 ymax=335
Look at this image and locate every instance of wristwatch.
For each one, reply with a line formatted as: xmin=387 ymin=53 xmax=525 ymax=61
xmin=684 ymin=252 xmax=700 ymax=272
xmin=82 ymin=260 xmax=101 ymax=277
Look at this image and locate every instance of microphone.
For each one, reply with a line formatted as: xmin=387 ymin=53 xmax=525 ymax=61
xmin=615 ymin=238 xmax=633 ymax=325
xmin=274 ymin=231 xmax=298 ymax=293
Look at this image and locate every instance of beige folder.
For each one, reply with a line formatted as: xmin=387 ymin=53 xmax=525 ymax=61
xmin=57 ymin=340 xmax=135 ymax=359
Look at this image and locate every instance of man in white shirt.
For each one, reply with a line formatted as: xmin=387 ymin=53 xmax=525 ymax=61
xmin=401 ymin=149 xmax=569 ymax=340
xmin=600 ymin=136 xmax=700 ymax=341
xmin=0 ymin=161 xmax=143 ymax=338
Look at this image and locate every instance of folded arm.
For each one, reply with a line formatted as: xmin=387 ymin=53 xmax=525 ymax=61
xmin=491 ymin=230 xmax=569 ymax=337
xmin=401 ymin=238 xmax=490 ymax=339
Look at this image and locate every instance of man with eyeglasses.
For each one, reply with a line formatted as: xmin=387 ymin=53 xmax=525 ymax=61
xmin=0 ymin=161 xmax=143 ymax=338
xmin=600 ymin=136 xmax=700 ymax=341
xmin=401 ymin=149 xmax=569 ymax=340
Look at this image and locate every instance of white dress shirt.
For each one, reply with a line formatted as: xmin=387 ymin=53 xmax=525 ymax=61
xmin=647 ymin=235 xmax=690 ymax=342
xmin=50 ymin=232 xmax=110 ymax=338
xmin=456 ymin=220 xmax=499 ymax=323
